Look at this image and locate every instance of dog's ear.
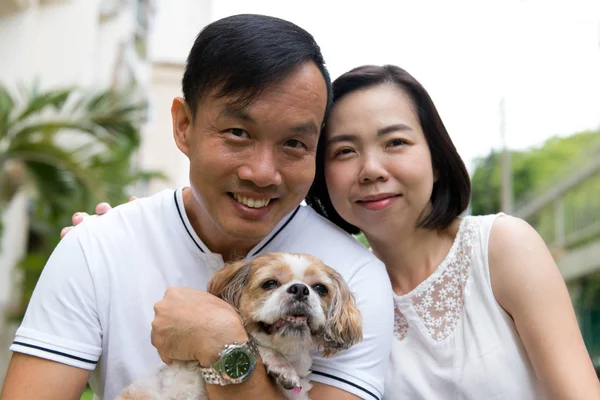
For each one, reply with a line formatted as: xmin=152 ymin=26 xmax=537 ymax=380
xmin=206 ymin=259 xmax=251 ymax=309
xmin=320 ymin=270 xmax=363 ymax=357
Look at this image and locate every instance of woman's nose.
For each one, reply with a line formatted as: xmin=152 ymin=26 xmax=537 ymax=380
xmin=358 ymin=155 xmax=389 ymax=184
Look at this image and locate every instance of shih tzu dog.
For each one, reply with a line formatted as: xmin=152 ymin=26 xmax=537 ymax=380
xmin=117 ymin=252 xmax=363 ymax=400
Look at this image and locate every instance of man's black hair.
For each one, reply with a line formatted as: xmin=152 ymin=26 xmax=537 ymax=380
xmin=182 ymin=14 xmax=332 ymax=117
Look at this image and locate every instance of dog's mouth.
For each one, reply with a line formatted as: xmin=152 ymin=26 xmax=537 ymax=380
xmin=259 ymin=312 xmax=310 ymax=335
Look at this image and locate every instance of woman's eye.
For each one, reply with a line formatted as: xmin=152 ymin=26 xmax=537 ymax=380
xmin=227 ymin=128 xmax=249 ymax=138
xmin=312 ymin=284 xmax=329 ymax=296
xmin=261 ymin=280 xmax=279 ymax=290
xmin=334 ymin=148 xmax=354 ymax=157
xmin=285 ymin=139 xmax=307 ymax=149
xmin=388 ymin=139 xmax=407 ymax=147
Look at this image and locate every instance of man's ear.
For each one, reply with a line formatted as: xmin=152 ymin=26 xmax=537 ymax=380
xmin=172 ymin=97 xmax=193 ymax=157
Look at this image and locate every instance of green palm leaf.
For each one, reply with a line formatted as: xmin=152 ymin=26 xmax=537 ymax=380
xmin=0 ymin=82 xmax=161 ymax=225
xmin=12 ymin=87 xmax=72 ymax=124
xmin=0 ymin=85 xmax=15 ymax=141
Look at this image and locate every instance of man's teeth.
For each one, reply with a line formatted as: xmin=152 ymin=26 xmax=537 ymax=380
xmin=233 ymin=194 xmax=271 ymax=208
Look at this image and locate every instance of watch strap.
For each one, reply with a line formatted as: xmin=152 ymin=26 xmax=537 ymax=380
xmin=199 ymin=340 xmax=259 ymax=386
xmin=199 ymin=365 xmax=229 ymax=385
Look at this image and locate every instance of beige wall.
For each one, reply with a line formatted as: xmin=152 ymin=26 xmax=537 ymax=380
xmin=0 ymin=0 xmax=149 ymax=90
xmin=136 ymin=61 xmax=190 ymax=196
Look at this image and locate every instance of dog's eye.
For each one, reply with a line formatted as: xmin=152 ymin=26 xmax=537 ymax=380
xmin=261 ymin=280 xmax=279 ymax=290
xmin=312 ymin=284 xmax=328 ymax=296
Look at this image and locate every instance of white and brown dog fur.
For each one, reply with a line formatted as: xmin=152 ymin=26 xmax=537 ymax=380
xmin=117 ymin=252 xmax=363 ymax=400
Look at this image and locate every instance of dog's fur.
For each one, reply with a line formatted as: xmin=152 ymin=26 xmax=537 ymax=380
xmin=117 ymin=252 xmax=363 ymax=400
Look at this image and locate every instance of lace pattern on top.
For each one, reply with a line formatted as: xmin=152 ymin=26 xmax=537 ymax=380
xmin=412 ymin=218 xmax=477 ymax=341
xmin=393 ymin=303 xmax=408 ymax=341
xmin=392 ymin=217 xmax=478 ymax=342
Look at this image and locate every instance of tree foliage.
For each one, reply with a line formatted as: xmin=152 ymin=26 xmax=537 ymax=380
xmin=0 ymin=82 xmax=164 ymax=320
xmin=470 ymin=130 xmax=600 ymax=216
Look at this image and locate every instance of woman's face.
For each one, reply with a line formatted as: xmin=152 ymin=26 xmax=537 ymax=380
xmin=324 ymin=84 xmax=436 ymax=234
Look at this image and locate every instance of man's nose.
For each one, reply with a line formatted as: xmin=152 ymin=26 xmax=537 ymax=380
xmin=237 ymin=147 xmax=283 ymax=187
xmin=287 ymin=283 xmax=309 ymax=301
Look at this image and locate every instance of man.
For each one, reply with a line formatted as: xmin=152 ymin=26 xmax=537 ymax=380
xmin=0 ymin=14 xmax=393 ymax=400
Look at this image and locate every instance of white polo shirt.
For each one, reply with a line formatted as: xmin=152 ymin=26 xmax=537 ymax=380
xmin=10 ymin=188 xmax=394 ymax=400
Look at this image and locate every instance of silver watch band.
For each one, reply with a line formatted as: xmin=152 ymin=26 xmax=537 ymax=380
xmin=199 ymin=366 xmax=228 ymax=385
xmin=199 ymin=340 xmax=259 ymax=386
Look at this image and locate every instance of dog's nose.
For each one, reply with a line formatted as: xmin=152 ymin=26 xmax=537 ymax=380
xmin=287 ymin=283 xmax=309 ymax=301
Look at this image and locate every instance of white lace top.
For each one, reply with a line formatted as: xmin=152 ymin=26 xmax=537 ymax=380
xmin=384 ymin=214 xmax=545 ymax=399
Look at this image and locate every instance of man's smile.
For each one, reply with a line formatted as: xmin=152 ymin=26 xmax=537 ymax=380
xmin=232 ymin=193 xmax=272 ymax=209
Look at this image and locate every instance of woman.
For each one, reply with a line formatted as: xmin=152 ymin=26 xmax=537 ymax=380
xmin=306 ymin=65 xmax=600 ymax=399
xmin=66 ymin=65 xmax=599 ymax=398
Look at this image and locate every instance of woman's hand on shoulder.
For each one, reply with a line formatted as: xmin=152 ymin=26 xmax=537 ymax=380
xmin=489 ymin=215 xmax=600 ymax=399
xmin=59 ymin=196 xmax=137 ymax=238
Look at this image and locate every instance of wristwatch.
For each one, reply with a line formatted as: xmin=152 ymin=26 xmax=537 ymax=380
xmin=199 ymin=340 xmax=258 ymax=385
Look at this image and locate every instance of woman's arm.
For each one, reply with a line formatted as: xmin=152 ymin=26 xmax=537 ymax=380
xmin=489 ymin=215 xmax=600 ymax=399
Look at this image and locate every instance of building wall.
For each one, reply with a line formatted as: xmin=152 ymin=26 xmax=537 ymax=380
xmin=136 ymin=61 xmax=190 ymax=196
xmin=0 ymin=0 xmax=150 ymax=90
xmin=135 ymin=0 xmax=214 ymax=195
xmin=0 ymin=192 xmax=29 ymax=385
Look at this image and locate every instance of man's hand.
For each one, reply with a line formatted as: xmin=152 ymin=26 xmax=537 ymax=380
xmin=151 ymin=287 xmax=249 ymax=366
xmin=60 ymin=196 xmax=137 ymax=238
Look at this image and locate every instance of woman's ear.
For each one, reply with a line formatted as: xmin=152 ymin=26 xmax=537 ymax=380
xmin=172 ymin=97 xmax=193 ymax=157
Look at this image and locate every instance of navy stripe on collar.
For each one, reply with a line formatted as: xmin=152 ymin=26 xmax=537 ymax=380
xmin=311 ymin=370 xmax=380 ymax=400
xmin=174 ymin=190 xmax=205 ymax=253
xmin=173 ymin=190 xmax=300 ymax=257
xmin=250 ymin=205 xmax=300 ymax=256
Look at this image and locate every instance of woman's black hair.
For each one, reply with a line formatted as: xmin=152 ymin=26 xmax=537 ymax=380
xmin=306 ymin=65 xmax=471 ymax=234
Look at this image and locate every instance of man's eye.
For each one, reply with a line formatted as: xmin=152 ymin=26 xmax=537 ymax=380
xmin=261 ymin=280 xmax=279 ymax=290
xmin=227 ymin=128 xmax=249 ymax=138
xmin=285 ymin=139 xmax=307 ymax=149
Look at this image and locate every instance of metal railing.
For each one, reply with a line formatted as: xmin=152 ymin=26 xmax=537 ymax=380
xmin=515 ymin=156 xmax=600 ymax=252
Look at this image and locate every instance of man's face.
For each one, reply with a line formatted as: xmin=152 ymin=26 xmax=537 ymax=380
xmin=173 ymin=62 xmax=327 ymax=249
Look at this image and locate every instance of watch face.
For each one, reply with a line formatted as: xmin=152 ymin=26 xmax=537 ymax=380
xmin=223 ymin=348 xmax=252 ymax=379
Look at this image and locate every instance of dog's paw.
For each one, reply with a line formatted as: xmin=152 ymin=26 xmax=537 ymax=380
xmin=258 ymin=345 xmax=303 ymax=391
xmin=264 ymin=357 xmax=302 ymax=390
xmin=274 ymin=371 xmax=303 ymax=391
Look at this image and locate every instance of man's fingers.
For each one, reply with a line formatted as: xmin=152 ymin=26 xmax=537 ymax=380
xmin=128 ymin=196 xmax=138 ymax=202
xmin=95 ymin=202 xmax=112 ymax=215
xmin=151 ymin=329 xmax=173 ymax=365
xmin=159 ymin=353 xmax=173 ymax=366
